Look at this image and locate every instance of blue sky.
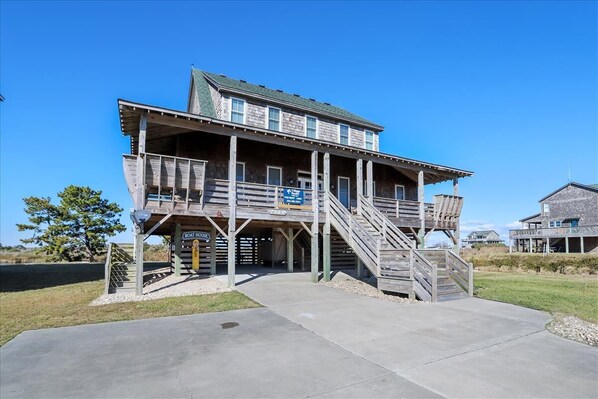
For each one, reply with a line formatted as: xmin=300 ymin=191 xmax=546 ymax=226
xmin=1 ymin=1 xmax=596 ymax=246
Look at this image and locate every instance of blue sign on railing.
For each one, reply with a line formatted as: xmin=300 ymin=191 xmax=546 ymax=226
xmin=282 ymin=188 xmax=304 ymax=205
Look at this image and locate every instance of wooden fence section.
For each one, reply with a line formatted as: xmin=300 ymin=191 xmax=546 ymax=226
xmin=171 ymin=240 xmax=212 ymax=275
xmin=123 ymin=153 xmax=208 ymax=210
xmin=105 ymin=243 xmax=135 ymax=294
xmin=378 ymin=249 xmax=411 ymax=279
xmin=411 ymin=249 xmax=437 ymax=302
xmin=446 ymin=250 xmax=473 ymax=296
xmin=433 ymin=195 xmax=463 ymax=229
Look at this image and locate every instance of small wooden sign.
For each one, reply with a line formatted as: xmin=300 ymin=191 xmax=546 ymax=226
xmin=182 ymin=231 xmax=210 ymax=241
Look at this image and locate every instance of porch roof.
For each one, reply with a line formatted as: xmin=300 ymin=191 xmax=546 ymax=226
xmin=118 ymin=99 xmax=474 ymax=184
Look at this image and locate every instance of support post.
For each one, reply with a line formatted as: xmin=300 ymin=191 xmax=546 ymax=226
xmin=356 ymin=159 xmax=363 ymax=213
xmin=357 ymin=258 xmax=363 ymax=278
xmin=545 ymin=237 xmax=550 ymax=254
xmin=287 ymin=228 xmax=294 ymax=272
xmin=135 ymin=224 xmax=144 ymax=296
xmin=418 ymin=170 xmax=425 ymax=248
xmin=228 ymin=135 xmax=237 ymax=288
xmin=135 ymin=113 xmax=147 ymax=209
xmin=453 ymin=178 xmax=460 ymax=254
xmin=529 ymin=238 xmax=532 ymax=253
xmin=311 ymin=150 xmax=319 ymax=283
xmin=174 ymin=222 xmax=182 ymax=276
xmin=565 ymin=236 xmax=569 ymax=254
xmin=580 ymin=236 xmax=584 ymax=254
xmin=323 ymin=152 xmax=331 ymax=282
xmin=366 ymin=160 xmax=373 ymax=204
xmin=210 ymin=226 xmax=217 ymax=275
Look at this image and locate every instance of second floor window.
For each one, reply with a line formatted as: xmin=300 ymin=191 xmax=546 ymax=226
xmin=231 ymin=98 xmax=245 ymax=124
xmin=543 ymin=203 xmax=550 ymax=215
xmin=306 ymin=116 xmax=317 ymax=138
xmin=549 ymin=220 xmax=562 ymax=228
xmin=395 ymin=185 xmax=405 ymax=200
xmin=365 ymin=130 xmax=374 ymax=150
xmin=339 ymin=124 xmax=349 ymax=145
xmin=236 ymin=162 xmax=245 ymax=182
xmin=268 ymin=107 xmax=281 ymax=131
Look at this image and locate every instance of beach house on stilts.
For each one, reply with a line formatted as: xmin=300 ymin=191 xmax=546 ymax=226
xmin=106 ymin=69 xmax=474 ymax=302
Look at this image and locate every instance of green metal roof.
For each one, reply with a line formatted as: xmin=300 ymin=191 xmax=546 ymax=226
xmin=191 ymin=68 xmax=383 ymax=130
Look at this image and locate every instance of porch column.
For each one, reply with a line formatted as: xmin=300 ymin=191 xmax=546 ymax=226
xmin=311 ymin=150 xmax=320 ymax=283
xmin=210 ymin=226 xmax=217 ymax=275
xmin=323 ymin=152 xmax=331 ymax=282
xmin=581 ymin=237 xmax=585 ymax=254
xmin=418 ymin=170 xmax=425 ymax=248
xmin=134 ymin=113 xmax=147 ymax=296
xmin=287 ymin=228 xmax=294 ymax=272
xmin=565 ymin=236 xmax=569 ymax=254
xmin=356 ymin=159 xmax=364 ymax=214
xmin=545 ymin=238 xmax=550 ymax=254
xmin=174 ymin=222 xmax=182 ymax=276
xmin=453 ymin=178 xmax=460 ymax=254
xmin=529 ymin=238 xmax=532 ymax=253
xmin=228 ymin=135 xmax=237 ymax=288
xmin=366 ymin=160 xmax=373 ymax=204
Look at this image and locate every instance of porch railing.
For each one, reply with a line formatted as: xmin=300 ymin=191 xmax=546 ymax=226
xmin=371 ymin=195 xmax=461 ymax=228
xmin=509 ymin=225 xmax=598 ymax=239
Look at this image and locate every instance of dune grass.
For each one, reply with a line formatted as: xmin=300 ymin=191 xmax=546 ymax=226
xmin=474 ymin=271 xmax=598 ymax=322
xmin=0 ymin=280 xmax=260 ymax=346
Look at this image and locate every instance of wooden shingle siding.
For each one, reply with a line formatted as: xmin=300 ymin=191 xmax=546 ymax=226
xmin=246 ymin=101 xmax=266 ymax=128
xmin=317 ymin=118 xmax=338 ymax=142
xmin=282 ymin=108 xmax=304 ymax=134
xmin=540 ymin=185 xmax=598 ymax=227
xmin=350 ymin=126 xmax=364 ymax=148
xmin=209 ymin=84 xmax=222 ymax=118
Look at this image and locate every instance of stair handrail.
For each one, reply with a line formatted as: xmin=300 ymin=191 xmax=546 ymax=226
xmin=358 ymin=195 xmax=414 ymax=249
xmin=446 ymin=250 xmax=473 ymax=296
xmin=411 ymin=249 xmax=438 ymax=302
xmin=327 ymin=192 xmax=380 ymax=275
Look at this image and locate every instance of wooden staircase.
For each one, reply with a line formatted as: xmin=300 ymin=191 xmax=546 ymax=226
xmin=327 ymin=193 xmax=473 ymax=302
xmin=104 ymin=243 xmax=136 ymax=294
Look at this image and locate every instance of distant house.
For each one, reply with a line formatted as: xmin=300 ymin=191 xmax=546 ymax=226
xmin=509 ymin=182 xmax=598 ymax=253
xmin=462 ymin=230 xmax=503 ymax=248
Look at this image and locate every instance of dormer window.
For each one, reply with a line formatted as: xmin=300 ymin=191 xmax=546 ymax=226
xmin=268 ymin=106 xmax=281 ymax=131
xmin=339 ymin=124 xmax=350 ymax=145
xmin=306 ymin=116 xmax=317 ymax=139
xmin=543 ymin=203 xmax=550 ymax=215
xmin=231 ymin=98 xmax=245 ymax=124
xmin=365 ymin=130 xmax=374 ymax=150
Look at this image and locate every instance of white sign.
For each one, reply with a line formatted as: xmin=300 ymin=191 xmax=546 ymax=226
xmin=182 ymin=231 xmax=210 ymax=241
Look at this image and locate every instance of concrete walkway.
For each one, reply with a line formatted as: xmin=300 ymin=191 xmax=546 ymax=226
xmin=1 ymin=269 xmax=596 ymax=398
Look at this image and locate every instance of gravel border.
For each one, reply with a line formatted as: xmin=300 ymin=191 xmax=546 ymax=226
xmin=90 ymin=274 xmax=231 ymax=306
xmin=546 ymin=314 xmax=598 ymax=347
xmin=321 ymin=271 xmax=415 ymax=304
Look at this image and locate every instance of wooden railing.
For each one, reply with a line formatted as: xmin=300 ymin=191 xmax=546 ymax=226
xmin=204 ymin=179 xmax=317 ymax=210
xmin=509 ymin=225 xmax=598 ymax=239
xmin=104 ymin=243 xmax=135 ymax=294
xmin=328 ymin=192 xmax=380 ymax=275
xmin=411 ymin=249 xmax=437 ymax=302
xmin=123 ymin=153 xmax=208 ymax=210
xmin=372 ymin=195 xmax=462 ymax=228
xmin=358 ymin=195 xmax=414 ymax=249
xmin=446 ymin=250 xmax=473 ymax=296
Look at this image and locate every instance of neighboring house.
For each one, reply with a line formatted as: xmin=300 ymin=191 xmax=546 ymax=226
xmin=462 ymin=230 xmax=504 ymax=248
xmin=510 ymin=182 xmax=598 ymax=253
xmin=108 ymin=68 xmax=475 ymax=302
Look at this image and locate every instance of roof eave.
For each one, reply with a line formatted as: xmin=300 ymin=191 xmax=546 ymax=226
xmin=117 ymin=99 xmax=473 ymax=181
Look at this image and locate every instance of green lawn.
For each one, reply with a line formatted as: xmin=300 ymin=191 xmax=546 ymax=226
xmin=474 ymin=272 xmax=598 ymax=322
xmin=0 ymin=280 xmax=260 ymax=346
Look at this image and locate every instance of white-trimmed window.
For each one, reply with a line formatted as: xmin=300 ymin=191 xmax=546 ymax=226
xmin=267 ymin=166 xmax=282 ymax=186
xmin=268 ymin=106 xmax=281 ymax=131
xmin=306 ymin=116 xmax=317 ymax=139
xmin=236 ymin=162 xmax=245 ymax=182
xmin=231 ymin=98 xmax=245 ymax=124
xmin=395 ymin=185 xmax=405 ymax=201
xmin=543 ymin=203 xmax=550 ymax=215
xmin=363 ymin=180 xmax=375 ymax=197
xmin=365 ymin=130 xmax=374 ymax=150
xmin=339 ymin=124 xmax=350 ymax=145
xmin=549 ymin=220 xmax=562 ymax=228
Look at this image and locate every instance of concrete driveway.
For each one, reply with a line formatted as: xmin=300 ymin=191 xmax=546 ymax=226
xmin=1 ymin=270 xmax=596 ymax=398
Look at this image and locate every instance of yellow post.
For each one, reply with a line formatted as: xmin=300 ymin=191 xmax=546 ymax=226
xmin=192 ymin=239 xmax=200 ymax=271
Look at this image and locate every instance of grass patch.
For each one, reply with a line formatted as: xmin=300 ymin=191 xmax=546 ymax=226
xmin=0 ymin=280 xmax=260 ymax=346
xmin=475 ymin=272 xmax=598 ymax=322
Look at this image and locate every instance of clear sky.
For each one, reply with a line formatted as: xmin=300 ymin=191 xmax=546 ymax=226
xmin=1 ymin=1 xmax=596 ymax=246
